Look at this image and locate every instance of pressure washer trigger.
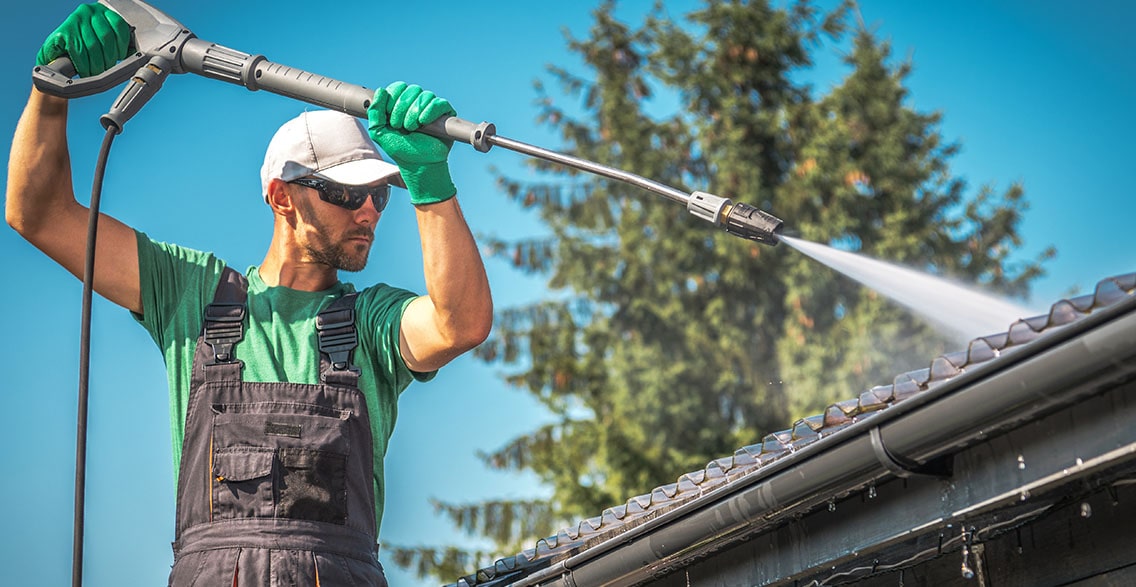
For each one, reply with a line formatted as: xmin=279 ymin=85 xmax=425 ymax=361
xmin=33 ymin=52 xmax=151 ymax=99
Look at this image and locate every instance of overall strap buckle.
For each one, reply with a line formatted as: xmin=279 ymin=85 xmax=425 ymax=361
xmin=317 ymin=293 xmax=360 ymax=382
xmin=203 ymin=303 xmax=246 ymax=364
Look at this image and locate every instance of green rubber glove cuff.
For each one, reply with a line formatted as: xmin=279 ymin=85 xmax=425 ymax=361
xmin=401 ymin=161 xmax=457 ymax=206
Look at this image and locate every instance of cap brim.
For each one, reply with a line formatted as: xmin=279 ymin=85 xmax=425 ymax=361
xmin=316 ymin=158 xmax=406 ymax=189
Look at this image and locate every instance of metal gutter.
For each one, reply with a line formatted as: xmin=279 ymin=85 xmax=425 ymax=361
xmin=513 ymin=293 xmax=1136 ymax=587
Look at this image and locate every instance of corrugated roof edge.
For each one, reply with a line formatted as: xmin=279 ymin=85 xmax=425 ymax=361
xmin=447 ymin=272 xmax=1136 ymax=587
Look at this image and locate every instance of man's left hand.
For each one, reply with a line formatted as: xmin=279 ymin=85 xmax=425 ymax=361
xmin=368 ymin=82 xmax=457 ymax=206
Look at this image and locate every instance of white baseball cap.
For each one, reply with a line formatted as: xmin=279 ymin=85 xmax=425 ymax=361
xmin=260 ymin=110 xmax=405 ymax=202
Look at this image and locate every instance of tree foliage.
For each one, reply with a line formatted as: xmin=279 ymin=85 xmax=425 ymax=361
xmin=391 ymin=0 xmax=1053 ymax=581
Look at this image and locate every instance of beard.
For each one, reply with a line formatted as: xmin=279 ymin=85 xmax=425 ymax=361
xmin=305 ymin=227 xmax=373 ymax=272
xmin=291 ymin=187 xmax=376 ymax=272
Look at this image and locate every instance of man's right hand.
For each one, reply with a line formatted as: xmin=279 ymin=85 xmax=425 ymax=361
xmin=36 ymin=3 xmax=131 ymax=78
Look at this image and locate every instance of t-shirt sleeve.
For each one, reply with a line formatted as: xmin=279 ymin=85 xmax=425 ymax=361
xmin=132 ymin=230 xmax=227 ymax=350
xmin=357 ymin=286 xmax=436 ymax=395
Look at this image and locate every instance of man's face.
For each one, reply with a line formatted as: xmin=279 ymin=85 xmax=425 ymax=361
xmin=289 ymin=182 xmax=383 ymax=272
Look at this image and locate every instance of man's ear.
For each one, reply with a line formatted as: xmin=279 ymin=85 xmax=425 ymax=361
xmin=266 ymin=178 xmax=296 ymax=216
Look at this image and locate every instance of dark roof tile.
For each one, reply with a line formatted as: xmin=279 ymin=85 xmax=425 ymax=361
xmin=790 ymin=422 xmax=820 ymax=448
xmin=823 ymin=404 xmax=854 ymax=427
xmin=653 ymin=482 xmax=679 ymax=501
xmin=1047 ymin=299 xmax=1082 ymax=326
xmin=798 ymin=413 xmax=827 ymax=433
xmin=928 ymin=356 xmax=962 ymax=379
xmin=891 ymin=373 xmax=923 ymax=400
xmin=977 ymin=331 xmax=1010 ymax=349
xmin=965 ymin=338 xmax=999 ymax=363
xmin=859 ymin=385 xmax=893 ymax=411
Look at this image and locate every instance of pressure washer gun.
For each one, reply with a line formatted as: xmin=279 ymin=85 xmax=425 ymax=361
xmin=33 ymin=0 xmax=782 ymax=245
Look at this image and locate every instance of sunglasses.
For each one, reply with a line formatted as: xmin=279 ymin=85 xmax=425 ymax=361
xmin=290 ymin=176 xmax=391 ymax=212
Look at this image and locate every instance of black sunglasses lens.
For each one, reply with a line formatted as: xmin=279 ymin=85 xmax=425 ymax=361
xmin=369 ymin=185 xmax=391 ymax=212
xmin=343 ymin=184 xmax=391 ymax=212
xmin=335 ymin=186 xmax=369 ymax=210
xmin=297 ymin=178 xmax=390 ymax=212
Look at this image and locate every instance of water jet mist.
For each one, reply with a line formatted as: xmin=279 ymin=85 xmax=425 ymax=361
xmin=781 ymin=236 xmax=1038 ymax=345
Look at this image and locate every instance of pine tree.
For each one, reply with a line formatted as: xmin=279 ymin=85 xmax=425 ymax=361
xmin=775 ymin=26 xmax=1053 ymax=412
xmin=389 ymin=1 xmax=1052 ymax=581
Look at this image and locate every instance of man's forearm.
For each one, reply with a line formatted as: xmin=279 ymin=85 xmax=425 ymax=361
xmin=6 ymin=88 xmax=74 ymax=237
xmin=6 ymin=88 xmax=145 ymax=314
xmin=413 ymin=196 xmax=493 ymax=353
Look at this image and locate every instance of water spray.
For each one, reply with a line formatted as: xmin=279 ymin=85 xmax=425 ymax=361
xmin=781 ymin=236 xmax=1036 ymax=344
xmin=33 ymin=0 xmax=784 ymax=245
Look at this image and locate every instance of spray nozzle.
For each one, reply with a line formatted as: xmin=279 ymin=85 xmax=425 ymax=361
xmin=723 ymin=202 xmax=783 ymax=245
xmin=687 ymin=191 xmax=783 ymax=246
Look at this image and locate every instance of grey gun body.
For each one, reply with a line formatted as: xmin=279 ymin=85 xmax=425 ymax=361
xmin=181 ymin=39 xmax=494 ymax=150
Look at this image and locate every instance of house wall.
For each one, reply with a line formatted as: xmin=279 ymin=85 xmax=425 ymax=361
xmin=854 ymin=482 xmax=1136 ymax=587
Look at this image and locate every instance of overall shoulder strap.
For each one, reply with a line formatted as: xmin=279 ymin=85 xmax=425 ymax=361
xmin=316 ymin=292 xmax=360 ymax=387
xmin=201 ymin=267 xmax=248 ymax=380
xmin=211 ymin=266 xmax=249 ymax=305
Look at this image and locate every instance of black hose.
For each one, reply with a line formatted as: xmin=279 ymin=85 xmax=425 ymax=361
xmin=73 ymin=124 xmax=119 ymax=587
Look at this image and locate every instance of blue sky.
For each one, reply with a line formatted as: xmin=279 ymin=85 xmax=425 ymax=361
xmin=2 ymin=1 xmax=1134 ymax=586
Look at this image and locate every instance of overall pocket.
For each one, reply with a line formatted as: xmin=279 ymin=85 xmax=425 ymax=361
xmin=278 ymin=448 xmax=348 ymax=524
xmin=211 ymin=403 xmax=352 ymax=524
xmin=212 ymin=447 xmax=274 ymax=519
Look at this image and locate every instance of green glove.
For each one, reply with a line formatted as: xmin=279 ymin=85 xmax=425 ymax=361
xmin=368 ymin=81 xmax=457 ymax=206
xmin=37 ymin=3 xmax=131 ymax=79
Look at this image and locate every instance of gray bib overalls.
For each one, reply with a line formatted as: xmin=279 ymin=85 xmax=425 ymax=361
xmin=168 ymin=268 xmax=388 ymax=586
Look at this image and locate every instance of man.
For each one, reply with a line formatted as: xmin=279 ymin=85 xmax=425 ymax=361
xmin=8 ymin=3 xmax=492 ymax=585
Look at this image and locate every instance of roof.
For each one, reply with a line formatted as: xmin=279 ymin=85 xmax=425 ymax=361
xmin=448 ymin=272 xmax=1136 ymax=587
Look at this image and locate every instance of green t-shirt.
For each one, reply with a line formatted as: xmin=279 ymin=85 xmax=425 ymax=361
xmin=132 ymin=230 xmax=432 ymax=534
